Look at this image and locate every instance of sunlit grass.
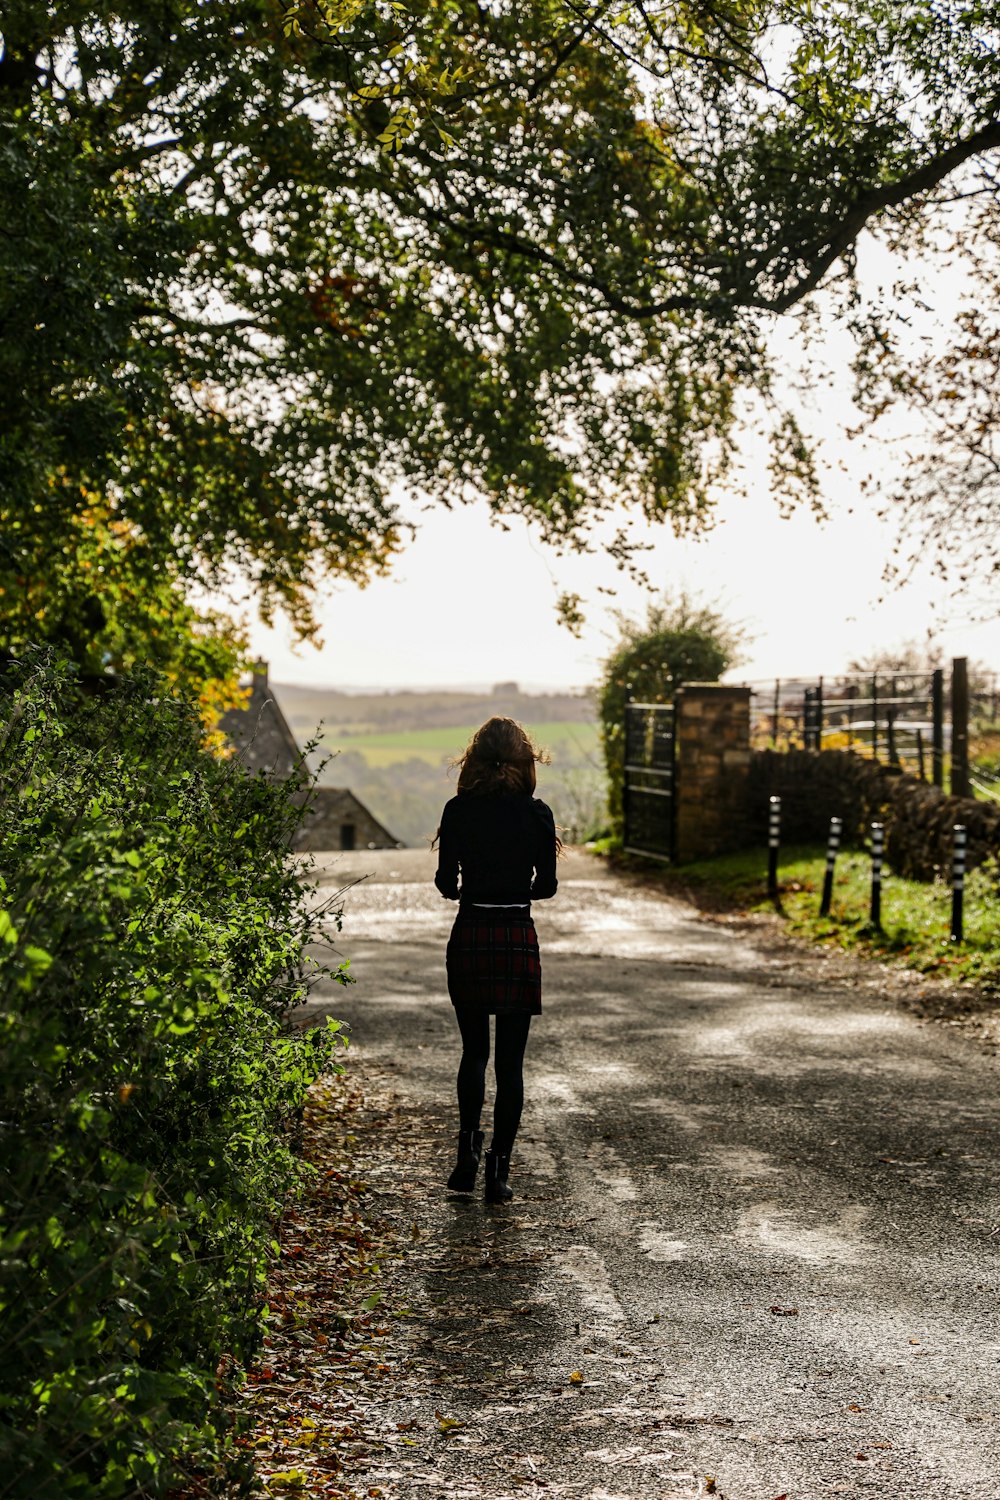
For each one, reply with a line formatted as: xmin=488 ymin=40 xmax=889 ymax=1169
xmin=656 ymin=844 xmax=1000 ymax=992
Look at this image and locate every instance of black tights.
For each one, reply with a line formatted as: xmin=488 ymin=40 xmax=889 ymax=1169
xmin=454 ymin=1008 xmax=532 ymax=1158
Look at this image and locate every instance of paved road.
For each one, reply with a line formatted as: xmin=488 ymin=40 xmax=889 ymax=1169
xmin=304 ymin=847 xmax=1000 ymax=1500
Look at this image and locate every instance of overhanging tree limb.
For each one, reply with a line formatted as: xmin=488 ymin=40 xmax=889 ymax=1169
xmin=766 ymin=113 xmax=1000 ymax=314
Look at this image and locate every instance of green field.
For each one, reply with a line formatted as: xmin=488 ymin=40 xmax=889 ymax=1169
xmin=318 ymin=719 xmax=600 ymax=769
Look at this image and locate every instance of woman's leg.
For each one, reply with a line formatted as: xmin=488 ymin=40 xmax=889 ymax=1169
xmin=490 ymin=1012 xmax=532 ymax=1157
xmin=453 ymin=1006 xmax=490 ymax=1131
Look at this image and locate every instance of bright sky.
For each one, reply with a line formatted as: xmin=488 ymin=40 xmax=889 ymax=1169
xmin=246 ymin=440 xmax=999 ymax=694
xmin=244 ymin=243 xmax=999 ymax=694
xmin=245 ymin=477 xmax=998 ymax=693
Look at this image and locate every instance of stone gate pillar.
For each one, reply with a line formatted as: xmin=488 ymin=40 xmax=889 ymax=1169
xmin=674 ymin=684 xmax=751 ymax=863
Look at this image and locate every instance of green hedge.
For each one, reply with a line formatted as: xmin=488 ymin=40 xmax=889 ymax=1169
xmin=0 ymin=653 xmax=348 ymax=1497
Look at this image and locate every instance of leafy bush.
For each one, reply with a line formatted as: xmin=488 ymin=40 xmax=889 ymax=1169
xmin=0 ymin=652 xmax=348 ymax=1498
xmin=598 ymin=597 xmax=744 ymax=841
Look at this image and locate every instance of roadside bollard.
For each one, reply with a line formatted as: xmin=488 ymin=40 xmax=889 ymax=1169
xmin=869 ymin=821 xmax=884 ymax=930
xmin=951 ymin=824 xmax=966 ymax=943
xmin=819 ymin=815 xmax=842 ymax=917
xmin=767 ymin=795 xmax=781 ymax=897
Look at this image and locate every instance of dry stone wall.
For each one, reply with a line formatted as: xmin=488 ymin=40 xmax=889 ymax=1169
xmin=748 ymin=749 xmax=1000 ymax=880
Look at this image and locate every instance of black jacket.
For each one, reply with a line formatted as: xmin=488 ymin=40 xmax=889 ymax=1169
xmin=434 ymin=793 xmax=558 ymax=907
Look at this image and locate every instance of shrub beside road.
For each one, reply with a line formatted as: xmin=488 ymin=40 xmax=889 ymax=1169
xmin=0 ymin=654 xmax=349 ymax=1498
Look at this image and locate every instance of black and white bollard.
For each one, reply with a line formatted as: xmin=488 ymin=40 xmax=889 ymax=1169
xmin=951 ymin=824 xmax=966 ymax=944
xmin=767 ymin=795 xmax=781 ymax=897
xmin=819 ymin=815 xmax=842 ymax=917
xmin=869 ymin=821 xmax=884 ymax=930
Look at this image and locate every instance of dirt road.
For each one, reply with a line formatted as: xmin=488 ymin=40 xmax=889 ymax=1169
xmin=303 ymin=847 xmax=1000 ymax=1500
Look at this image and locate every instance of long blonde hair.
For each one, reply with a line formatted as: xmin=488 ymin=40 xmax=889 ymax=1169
xmin=453 ymin=716 xmax=548 ymax=797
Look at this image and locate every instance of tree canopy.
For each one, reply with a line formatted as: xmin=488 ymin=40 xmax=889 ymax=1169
xmin=2 ymin=1 xmax=998 ymax=667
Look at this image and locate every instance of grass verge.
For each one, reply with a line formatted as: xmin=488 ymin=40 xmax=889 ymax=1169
xmin=634 ymin=843 xmax=1000 ymax=995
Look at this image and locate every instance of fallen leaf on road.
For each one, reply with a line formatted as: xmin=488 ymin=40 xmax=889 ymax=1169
xmin=568 ymin=1370 xmax=584 ymax=1385
xmin=265 ymin=1471 xmax=308 ymax=1492
xmin=769 ymin=1306 xmax=799 ymax=1316
xmin=435 ymin=1410 xmax=466 ymax=1434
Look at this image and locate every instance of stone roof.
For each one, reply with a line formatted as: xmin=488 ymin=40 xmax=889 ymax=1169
xmin=219 ymin=663 xmax=400 ymax=847
xmin=217 ymin=662 xmax=302 ymax=780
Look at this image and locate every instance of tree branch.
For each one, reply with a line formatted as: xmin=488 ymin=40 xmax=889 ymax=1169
xmin=526 ymin=0 xmax=616 ymax=102
xmin=764 ymin=113 xmax=1000 ymax=314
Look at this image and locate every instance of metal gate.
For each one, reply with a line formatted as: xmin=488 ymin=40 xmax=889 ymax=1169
xmin=622 ymin=702 xmax=676 ymax=861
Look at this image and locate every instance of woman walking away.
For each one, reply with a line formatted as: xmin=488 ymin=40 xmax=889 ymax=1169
xmin=435 ymin=717 xmax=559 ymax=1204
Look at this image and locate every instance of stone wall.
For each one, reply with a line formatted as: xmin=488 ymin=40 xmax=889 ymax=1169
xmin=749 ymin=749 xmax=1000 ymax=880
xmin=674 ymin=684 xmax=752 ymax=862
xmin=293 ymin=788 xmax=399 ymax=852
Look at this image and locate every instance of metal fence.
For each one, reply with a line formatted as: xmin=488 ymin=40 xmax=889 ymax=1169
xmin=747 ymin=661 xmax=1000 ymax=799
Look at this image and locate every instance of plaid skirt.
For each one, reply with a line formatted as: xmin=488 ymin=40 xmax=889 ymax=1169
xmin=446 ymin=905 xmax=542 ymax=1015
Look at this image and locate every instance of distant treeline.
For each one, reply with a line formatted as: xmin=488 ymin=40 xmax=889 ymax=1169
xmin=278 ymin=683 xmax=594 ymax=736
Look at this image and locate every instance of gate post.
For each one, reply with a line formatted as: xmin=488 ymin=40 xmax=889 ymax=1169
xmin=950 ymin=657 xmax=970 ymax=799
xmin=674 ymin=684 xmax=752 ymax=863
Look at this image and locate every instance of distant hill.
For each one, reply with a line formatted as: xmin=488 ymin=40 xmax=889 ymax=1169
xmin=274 ymin=683 xmax=596 ymax=739
xmin=270 ymin=683 xmax=605 ymax=847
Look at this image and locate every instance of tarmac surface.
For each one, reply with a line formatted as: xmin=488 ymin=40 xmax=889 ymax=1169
xmin=303 ymin=846 xmax=1000 ymax=1500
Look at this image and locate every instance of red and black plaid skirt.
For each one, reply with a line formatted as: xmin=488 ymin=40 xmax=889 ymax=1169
xmin=446 ymin=905 xmax=542 ymax=1015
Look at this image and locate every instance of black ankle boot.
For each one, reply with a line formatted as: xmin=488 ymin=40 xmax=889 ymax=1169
xmin=447 ymin=1129 xmax=484 ymax=1192
xmin=483 ymin=1148 xmax=513 ymax=1203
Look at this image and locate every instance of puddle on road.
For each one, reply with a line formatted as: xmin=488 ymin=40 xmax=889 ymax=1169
xmin=637 ymin=1223 xmax=689 ymax=1262
xmin=557 ymin=1244 xmax=626 ymax=1323
xmin=736 ymin=1200 xmax=872 ymax=1264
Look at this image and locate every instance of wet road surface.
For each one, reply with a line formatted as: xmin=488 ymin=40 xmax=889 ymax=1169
xmin=303 ymin=847 xmax=1000 ymax=1500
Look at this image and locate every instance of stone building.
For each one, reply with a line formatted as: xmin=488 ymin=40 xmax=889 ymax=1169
xmin=294 ymin=786 xmax=398 ymax=853
xmin=219 ymin=662 xmax=400 ymax=851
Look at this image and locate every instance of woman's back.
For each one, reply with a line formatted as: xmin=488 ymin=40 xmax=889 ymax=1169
xmin=435 ymin=792 xmax=557 ymax=906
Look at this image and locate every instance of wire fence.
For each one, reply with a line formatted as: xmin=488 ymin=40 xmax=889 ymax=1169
xmin=745 ymin=665 xmax=1000 ymax=800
